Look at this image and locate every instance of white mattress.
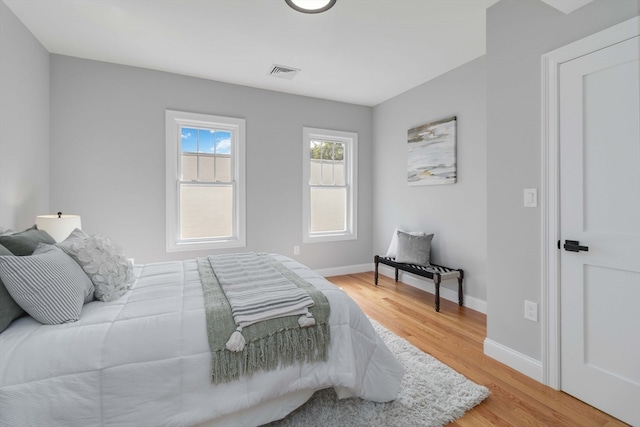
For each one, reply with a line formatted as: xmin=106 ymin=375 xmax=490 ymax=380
xmin=0 ymin=254 xmax=404 ymax=426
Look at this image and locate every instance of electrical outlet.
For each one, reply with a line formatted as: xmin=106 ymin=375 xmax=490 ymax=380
xmin=293 ymin=246 xmax=300 ymax=255
xmin=523 ymin=188 xmax=538 ymax=207
xmin=524 ymin=300 xmax=538 ymax=322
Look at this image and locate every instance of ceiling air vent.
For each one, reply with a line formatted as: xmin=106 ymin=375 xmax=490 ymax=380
xmin=268 ymin=64 xmax=300 ymax=80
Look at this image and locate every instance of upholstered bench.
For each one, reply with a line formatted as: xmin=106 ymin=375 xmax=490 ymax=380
xmin=374 ymin=255 xmax=464 ymax=312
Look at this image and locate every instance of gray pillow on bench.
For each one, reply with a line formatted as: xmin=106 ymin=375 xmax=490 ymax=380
xmin=395 ymin=230 xmax=433 ymax=266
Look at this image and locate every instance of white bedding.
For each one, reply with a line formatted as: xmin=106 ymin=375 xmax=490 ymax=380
xmin=0 ymin=254 xmax=404 ymax=427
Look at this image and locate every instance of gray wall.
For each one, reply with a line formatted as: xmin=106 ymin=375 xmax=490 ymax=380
xmin=486 ymin=0 xmax=639 ymax=360
xmin=0 ymin=2 xmax=50 ymax=229
xmin=49 ymin=55 xmax=373 ymax=267
xmin=372 ymin=56 xmax=487 ymax=305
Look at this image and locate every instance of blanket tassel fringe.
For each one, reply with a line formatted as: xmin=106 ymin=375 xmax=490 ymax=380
xmin=212 ymin=323 xmax=330 ymax=385
xmin=226 ymin=327 xmax=246 ymax=352
xmin=226 ymin=314 xmax=317 ymax=352
xmin=298 ymin=312 xmax=316 ymax=327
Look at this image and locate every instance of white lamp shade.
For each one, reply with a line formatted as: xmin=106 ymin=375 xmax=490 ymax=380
xmin=35 ymin=214 xmax=82 ymax=242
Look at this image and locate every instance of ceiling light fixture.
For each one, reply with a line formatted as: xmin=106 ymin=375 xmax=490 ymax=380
xmin=285 ymin=0 xmax=336 ymax=14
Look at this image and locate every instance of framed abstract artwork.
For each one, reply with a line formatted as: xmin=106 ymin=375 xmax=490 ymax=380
xmin=407 ymin=116 xmax=457 ymax=186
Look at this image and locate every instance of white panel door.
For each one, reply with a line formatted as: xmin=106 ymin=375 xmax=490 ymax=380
xmin=559 ymin=35 xmax=640 ymax=426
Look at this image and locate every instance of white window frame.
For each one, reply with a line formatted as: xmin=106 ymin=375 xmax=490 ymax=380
xmin=302 ymin=127 xmax=358 ymax=243
xmin=165 ymin=110 xmax=246 ymax=252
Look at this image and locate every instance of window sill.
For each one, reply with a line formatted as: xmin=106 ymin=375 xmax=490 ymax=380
xmin=166 ymin=238 xmax=246 ymax=253
xmin=303 ymin=233 xmax=357 ymax=244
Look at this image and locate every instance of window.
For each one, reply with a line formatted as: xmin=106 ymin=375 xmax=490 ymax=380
xmin=302 ymin=127 xmax=357 ymax=242
xmin=166 ymin=110 xmax=245 ymax=251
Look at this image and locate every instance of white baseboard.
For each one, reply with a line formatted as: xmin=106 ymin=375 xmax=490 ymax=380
xmin=484 ymin=338 xmax=543 ymax=382
xmin=315 ymin=263 xmax=487 ymax=314
xmin=315 ymin=263 xmax=372 ymax=277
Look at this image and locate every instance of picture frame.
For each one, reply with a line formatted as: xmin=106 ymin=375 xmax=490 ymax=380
xmin=407 ymin=116 xmax=457 ymax=186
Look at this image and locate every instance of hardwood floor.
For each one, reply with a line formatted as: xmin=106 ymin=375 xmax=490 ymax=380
xmin=326 ymin=271 xmax=628 ymax=427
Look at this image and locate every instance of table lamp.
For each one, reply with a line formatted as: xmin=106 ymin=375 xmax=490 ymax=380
xmin=35 ymin=212 xmax=82 ymax=242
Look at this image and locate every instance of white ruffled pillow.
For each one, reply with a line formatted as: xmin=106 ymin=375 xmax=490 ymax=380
xmin=58 ymin=229 xmax=134 ymax=302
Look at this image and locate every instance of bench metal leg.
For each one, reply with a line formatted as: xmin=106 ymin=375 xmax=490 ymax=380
xmin=434 ymin=275 xmax=441 ymax=312
xmin=374 ymin=255 xmax=379 ymax=286
xmin=394 ymin=268 xmax=399 ymax=282
xmin=457 ymin=269 xmax=464 ymax=306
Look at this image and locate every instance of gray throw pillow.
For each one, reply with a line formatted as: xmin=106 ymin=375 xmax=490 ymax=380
xmin=385 ymin=228 xmax=426 ymax=258
xmin=395 ymin=230 xmax=434 ymax=266
xmin=0 ymin=225 xmax=56 ymax=256
xmin=0 ymin=244 xmax=94 ymax=325
xmin=0 ymin=243 xmax=24 ymax=333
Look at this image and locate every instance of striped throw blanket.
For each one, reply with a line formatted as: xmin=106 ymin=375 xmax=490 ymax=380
xmin=198 ymin=253 xmax=330 ymax=384
xmin=209 ymin=252 xmax=316 ymax=348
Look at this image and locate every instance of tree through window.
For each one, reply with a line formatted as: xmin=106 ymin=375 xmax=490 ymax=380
xmin=303 ymin=128 xmax=357 ymax=242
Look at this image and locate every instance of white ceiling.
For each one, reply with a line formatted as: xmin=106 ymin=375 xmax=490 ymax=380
xmin=4 ymin=0 xmax=584 ymax=106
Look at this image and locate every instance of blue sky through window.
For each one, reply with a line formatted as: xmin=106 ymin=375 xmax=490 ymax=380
xmin=181 ymin=127 xmax=231 ymax=154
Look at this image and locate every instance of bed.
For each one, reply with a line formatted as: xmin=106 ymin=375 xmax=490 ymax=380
xmin=0 ymin=232 xmax=404 ymax=427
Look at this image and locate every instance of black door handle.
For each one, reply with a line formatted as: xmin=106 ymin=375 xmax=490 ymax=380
xmin=563 ymin=240 xmax=589 ymax=252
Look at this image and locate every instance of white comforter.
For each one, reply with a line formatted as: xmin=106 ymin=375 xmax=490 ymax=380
xmin=0 ymin=254 xmax=404 ymax=427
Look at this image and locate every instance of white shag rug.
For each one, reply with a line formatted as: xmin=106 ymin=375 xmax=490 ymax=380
xmin=266 ymin=319 xmax=490 ymax=427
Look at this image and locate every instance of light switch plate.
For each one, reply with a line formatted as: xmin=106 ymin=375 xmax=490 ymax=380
xmin=524 ymin=188 xmax=538 ymax=207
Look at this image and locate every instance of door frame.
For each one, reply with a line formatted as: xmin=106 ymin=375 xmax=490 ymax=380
xmin=540 ymin=16 xmax=639 ymax=390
